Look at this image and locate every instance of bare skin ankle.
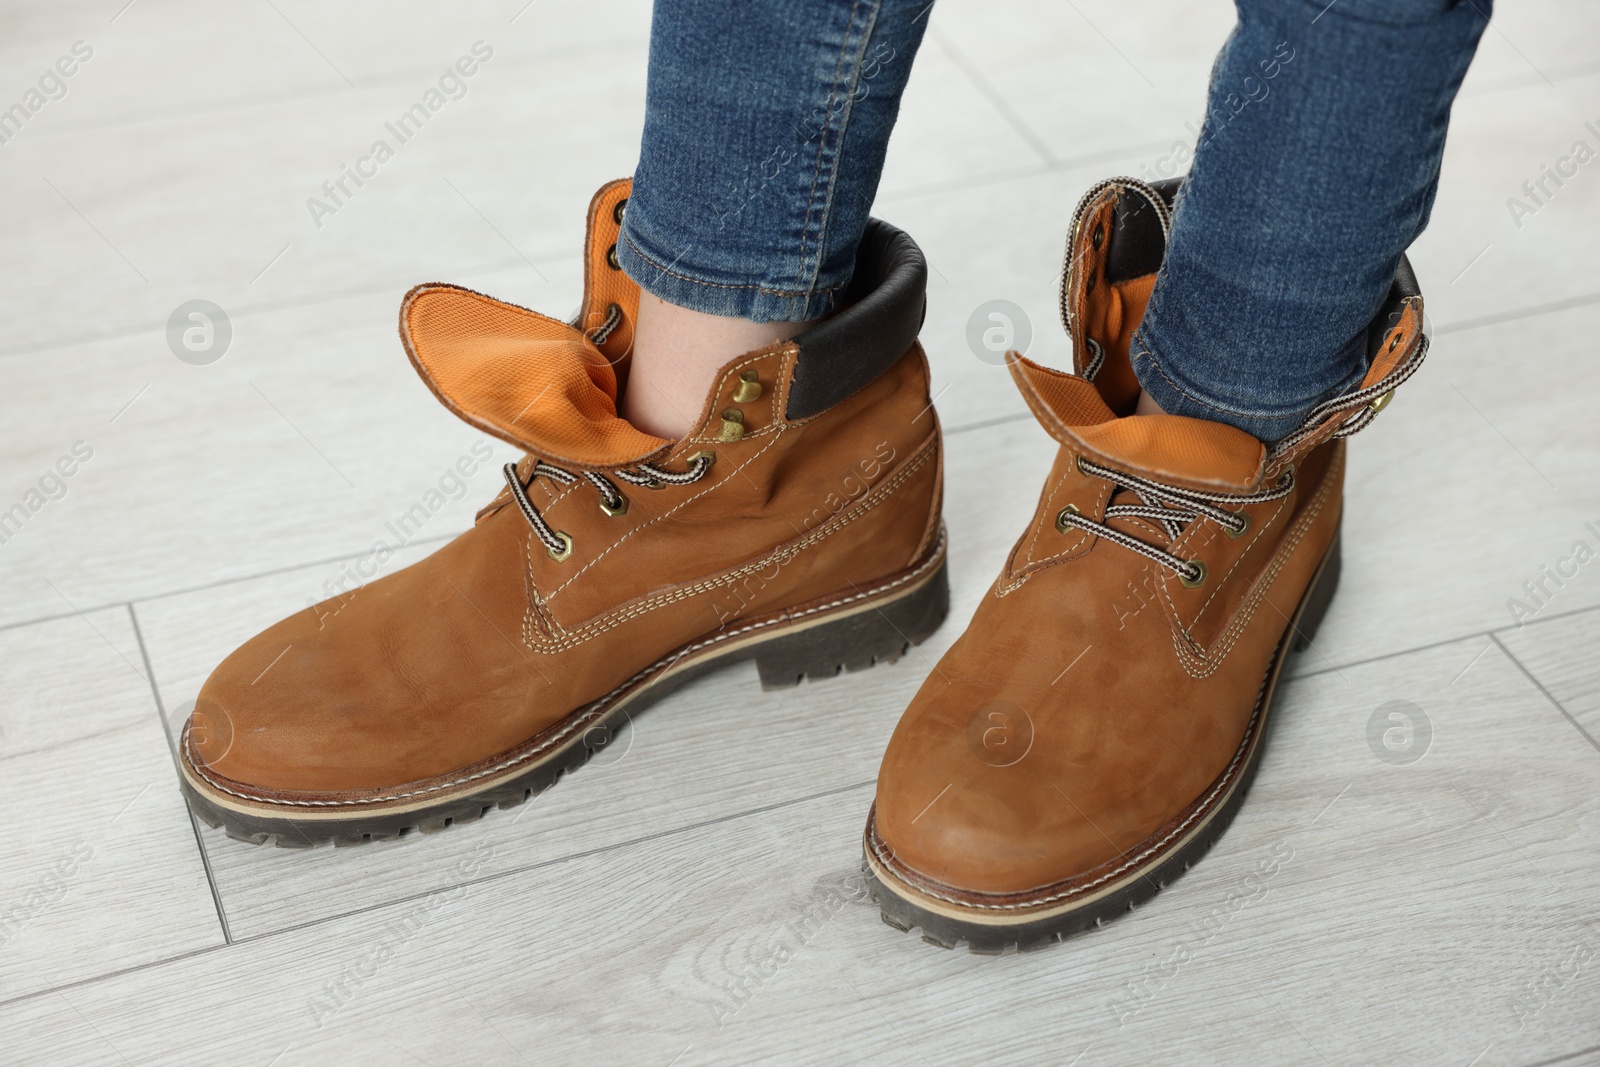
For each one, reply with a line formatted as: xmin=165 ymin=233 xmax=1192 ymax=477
xmin=623 ymin=292 xmax=814 ymax=439
xmin=1134 ymin=389 xmax=1168 ymax=417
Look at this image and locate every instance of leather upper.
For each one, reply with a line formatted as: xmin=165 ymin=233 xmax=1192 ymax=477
xmin=870 ymin=176 xmax=1425 ymax=902
xmin=188 ymin=181 xmax=943 ymax=797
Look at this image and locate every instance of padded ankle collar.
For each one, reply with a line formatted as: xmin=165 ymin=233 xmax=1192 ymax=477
xmin=786 ymin=218 xmax=928 ymax=420
xmin=1095 ymin=174 xmax=1420 ymax=365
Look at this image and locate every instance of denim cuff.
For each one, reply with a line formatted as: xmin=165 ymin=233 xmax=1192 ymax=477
xmin=616 ymin=212 xmax=846 ymax=323
xmin=1131 ymin=328 xmax=1368 ymax=446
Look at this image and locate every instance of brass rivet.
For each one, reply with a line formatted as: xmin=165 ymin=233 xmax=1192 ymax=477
xmin=1055 ymin=503 xmax=1081 ymax=534
xmin=1179 ymin=559 xmax=1208 ymax=588
xmin=547 ymin=531 xmax=574 ymax=563
xmin=606 ymin=244 xmax=620 ymax=270
xmin=732 ymin=369 xmax=762 ymax=403
xmin=1092 ymin=224 xmax=1104 ymax=249
xmin=719 ymin=409 xmax=745 ymax=442
xmin=599 ymin=495 xmax=629 ymax=517
xmin=1370 ymin=389 xmax=1395 ymax=414
xmin=1224 ymin=511 xmax=1251 ymax=540
xmin=613 ymin=198 xmax=628 ymax=224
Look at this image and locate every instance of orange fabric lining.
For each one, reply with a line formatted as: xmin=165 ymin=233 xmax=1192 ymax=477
xmin=400 ymin=284 xmax=670 ymax=469
xmin=1087 ymin=273 xmax=1156 ymax=414
xmin=1009 ymin=356 xmax=1266 ymax=490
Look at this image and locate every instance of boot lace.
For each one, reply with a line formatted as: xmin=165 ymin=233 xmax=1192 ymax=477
xmin=1059 ymin=330 xmax=1429 ymax=583
xmin=1057 ymin=459 xmax=1295 ymax=585
xmin=503 ymin=453 xmax=714 ymax=560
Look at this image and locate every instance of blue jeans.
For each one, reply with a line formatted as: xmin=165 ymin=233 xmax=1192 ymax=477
xmin=621 ymin=0 xmax=1490 ymax=442
xmin=617 ymin=0 xmax=932 ymax=322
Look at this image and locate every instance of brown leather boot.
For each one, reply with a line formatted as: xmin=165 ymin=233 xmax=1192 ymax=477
xmin=180 ymin=179 xmax=948 ymax=846
xmin=864 ymin=177 xmax=1427 ymax=950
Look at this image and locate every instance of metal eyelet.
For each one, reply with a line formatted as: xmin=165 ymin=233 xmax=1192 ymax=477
xmin=718 ymin=409 xmax=745 ymax=442
xmin=613 ymin=198 xmax=627 ymax=224
xmin=547 ymin=532 xmax=574 ymax=562
xmin=732 ymin=369 xmax=762 ymax=403
xmin=1369 ymin=389 xmax=1395 ymax=414
xmin=606 ymin=244 xmax=621 ymax=270
xmin=688 ymin=450 xmax=717 ymax=468
xmin=1085 ymin=275 xmax=1096 ymax=294
xmin=1224 ymin=511 xmax=1251 ymax=540
xmin=1092 ymin=223 xmax=1104 ymax=249
xmin=1179 ymin=559 xmax=1208 ymax=588
xmin=1055 ymin=503 xmax=1081 ymax=534
xmin=599 ymin=495 xmax=628 ymax=517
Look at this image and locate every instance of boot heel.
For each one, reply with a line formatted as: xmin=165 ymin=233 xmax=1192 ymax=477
xmin=1291 ymin=528 xmax=1341 ymax=652
xmin=754 ymin=560 xmax=950 ymax=690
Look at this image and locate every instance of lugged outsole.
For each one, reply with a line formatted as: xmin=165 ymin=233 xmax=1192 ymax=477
xmin=863 ymin=528 xmax=1341 ymax=953
xmin=181 ymin=544 xmax=950 ymax=849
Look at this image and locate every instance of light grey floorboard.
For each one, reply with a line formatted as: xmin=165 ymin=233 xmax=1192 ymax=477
xmin=0 ymin=280 xmax=539 ymax=630
xmin=0 ymin=0 xmax=1022 ymax=363
xmin=128 ymin=417 xmax=1057 ymax=939
xmin=4 ymin=0 xmax=1599 ymax=1062
xmin=1289 ymin=300 xmax=1600 ymax=676
xmin=1498 ymin=605 xmax=1600 ymax=747
xmin=0 ymin=608 xmax=223 ymax=1002
xmin=2 ymin=638 xmax=1597 ymax=1066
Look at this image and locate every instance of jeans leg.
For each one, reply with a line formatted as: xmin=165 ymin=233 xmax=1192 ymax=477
xmin=1132 ymin=0 xmax=1491 ymax=443
xmin=618 ymin=0 xmax=932 ymax=323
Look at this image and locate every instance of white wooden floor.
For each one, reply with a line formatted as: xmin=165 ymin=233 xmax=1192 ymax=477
xmin=3 ymin=1 xmax=1599 ymax=1063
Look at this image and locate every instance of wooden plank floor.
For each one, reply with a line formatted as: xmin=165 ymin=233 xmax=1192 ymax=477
xmin=2 ymin=0 xmax=1597 ymax=1063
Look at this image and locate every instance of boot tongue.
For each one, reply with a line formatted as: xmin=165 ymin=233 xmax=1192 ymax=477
xmin=1008 ymin=355 xmax=1267 ymax=491
xmin=400 ymin=284 xmax=670 ymax=469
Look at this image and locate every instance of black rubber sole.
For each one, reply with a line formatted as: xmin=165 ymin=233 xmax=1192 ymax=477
xmin=864 ymin=529 xmax=1342 ymax=953
xmin=181 ymin=549 xmax=949 ymax=849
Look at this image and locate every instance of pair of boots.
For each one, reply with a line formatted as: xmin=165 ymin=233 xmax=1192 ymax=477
xmin=181 ymin=176 xmax=1426 ymax=951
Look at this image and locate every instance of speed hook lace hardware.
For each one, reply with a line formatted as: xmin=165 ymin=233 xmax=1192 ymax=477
xmin=503 ymin=452 xmax=714 ymax=562
xmin=1056 ymin=457 xmax=1296 ymax=587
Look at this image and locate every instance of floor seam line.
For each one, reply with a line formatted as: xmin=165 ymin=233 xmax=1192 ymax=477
xmin=1518 ymin=1041 xmax=1600 ymax=1067
xmin=0 ymin=530 xmax=466 ymax=636
xmin=128 ymin=602 xmax=235 ymax=945
xmin=228 ymin=777 xmax=881 ymax=946
xmin=929 ymin=27 xmax=1058 ymax=168
xmin=0 ymin=778 xmax=880 ymax=1010
xmin=1488 ymin=632 xmax=1600 ymax=757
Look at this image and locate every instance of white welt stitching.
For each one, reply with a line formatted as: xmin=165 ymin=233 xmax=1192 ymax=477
xmin=187 ymin=533 xmax=947 ymax=810
xmin=868 ymin=656 xmax=1273 ymax=911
